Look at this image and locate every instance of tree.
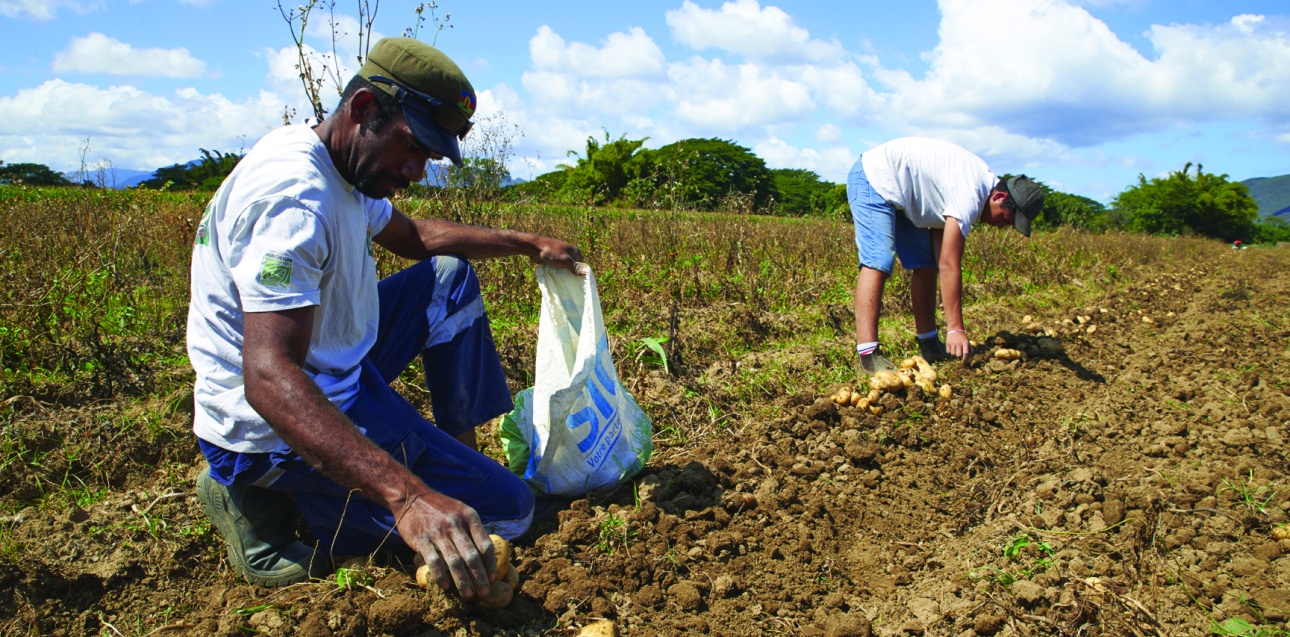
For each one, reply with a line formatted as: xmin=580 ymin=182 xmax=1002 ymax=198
xmin=770 ymin=168 xmax=839 ymax=217
xmin=0 ymin=161 xmax=73 ymax=186
xmin=1037 ymin=189 xmax=1107 ymax=231
xmin=1112 ymin=163 xmax=1258 ymax=241
xmin=140 ymin=149 xmax=243 ymax=191
xmin=557 ymin=131 xmax=650 ymax=205
xmin=444 ymin=156 xmax=511 ymax=197
xmin=645 ymin=138 xmax=776 ymax=211
xmin=1252 ymin=216 xmax=1290 ymax=244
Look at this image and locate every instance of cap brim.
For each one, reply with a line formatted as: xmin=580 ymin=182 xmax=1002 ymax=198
xmin=403 ymin=104 xmax=463 ymax=167
xmin=1014 ymin=210 xmax=1032 ymax=237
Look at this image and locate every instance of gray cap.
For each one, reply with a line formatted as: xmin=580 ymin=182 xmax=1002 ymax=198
xmin=1005 ymin=175 xmax=1045 ymax=237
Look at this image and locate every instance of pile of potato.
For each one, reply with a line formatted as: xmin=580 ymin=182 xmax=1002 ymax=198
xmin=832 ymin=355 xmax=951 ymax=415
xmin=415 ymin=534 xmax=520 ymax=610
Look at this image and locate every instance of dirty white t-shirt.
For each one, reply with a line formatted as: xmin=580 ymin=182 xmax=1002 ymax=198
xmin=187 ymin=124 xmax=393 ymax=453
xmin=860 ymin=137 xmax=996 ymax=238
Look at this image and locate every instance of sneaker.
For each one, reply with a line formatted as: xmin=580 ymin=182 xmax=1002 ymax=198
xmin=917 ymin=336 xmax=953 ymax=363
xmin=196 ymin=466 xmax=325 ymax=586
xmin=859 ymin=347 xmax=897 ymax=374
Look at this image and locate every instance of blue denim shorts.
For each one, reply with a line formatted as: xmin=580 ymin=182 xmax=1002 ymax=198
xmin=847 ymin=160 xmax=936 ymax=273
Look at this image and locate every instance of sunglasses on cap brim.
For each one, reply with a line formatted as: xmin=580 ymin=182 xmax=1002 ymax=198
xmin=367 ymin=75 xmax=473 ymax=141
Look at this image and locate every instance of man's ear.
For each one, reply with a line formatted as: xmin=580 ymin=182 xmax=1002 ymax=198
xmin=347 ymin=87 xmax=378 ymax=124
xmin=989 ymin=189 xmax=1009 ymax=203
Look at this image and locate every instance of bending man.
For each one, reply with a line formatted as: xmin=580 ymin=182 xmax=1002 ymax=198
xmin=847 ymin=137 xmax=1044 ymax=372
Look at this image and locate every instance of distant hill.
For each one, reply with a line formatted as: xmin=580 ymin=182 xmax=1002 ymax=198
xmin=1241 ymin=174 xmax=1290 ymax=219
xmin=62 ymin=167 xmax=156 ymax=188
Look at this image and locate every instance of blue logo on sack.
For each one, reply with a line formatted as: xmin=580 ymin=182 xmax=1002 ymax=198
xmin=567 ymin=337 xmax=623 ymax=468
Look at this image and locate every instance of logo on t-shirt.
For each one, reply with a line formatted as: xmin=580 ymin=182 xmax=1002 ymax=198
xmin=195 ymin=202 xmax=214 ymax=246
xmin=259 ymin=253 xmax=294 ymax=289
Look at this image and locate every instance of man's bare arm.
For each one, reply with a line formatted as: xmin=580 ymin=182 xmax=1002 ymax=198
xmin=938 ymin=218 xmax=970 ymax=360
xmin=374 ymin=208 xmax=582 ymax=271
xmin=242 ymin=307 xmax=497 ymax=599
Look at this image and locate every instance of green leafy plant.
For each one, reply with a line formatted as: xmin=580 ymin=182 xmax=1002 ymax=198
xmin=635 ymin=336 xmax=670 ymax=374
xmin=1210 ymin=617 xmax=1290 ymax=637
xmin=970 ymin=533 xmax=1056 ymax=588
xmin=335 ymin=567 xmax=373 ymax=590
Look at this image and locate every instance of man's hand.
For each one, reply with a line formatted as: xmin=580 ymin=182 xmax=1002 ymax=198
xmin=946 ymin=330 xmax=972 ymax=361
xmin=529 ymin=235 xmax=584 ymax=274
xmin=396 ymin=490 xmax=497 ymax=600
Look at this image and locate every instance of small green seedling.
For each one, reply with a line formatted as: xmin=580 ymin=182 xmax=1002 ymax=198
xmin=636 ymin=336 xmax=670 ymax=374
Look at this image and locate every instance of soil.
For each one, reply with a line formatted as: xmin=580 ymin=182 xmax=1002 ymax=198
xmin=3 ymin=249 xmax=1290 ymax=637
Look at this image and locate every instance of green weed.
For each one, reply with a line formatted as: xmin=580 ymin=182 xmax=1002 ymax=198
xmin=334 ymin=566 xmax=373 ymax=590
xmin=595 ymin=512 xmax=636 ymax=555
xmin=635 ymin=336 xmax=670 ymax=373
xmin=969 ymin=533 xmax=1055 ymax=588
xmin=1219 ymin=470 xmax=1281 ymax=516
xmin=1210 ymin=618 xmax=1290 ymax=636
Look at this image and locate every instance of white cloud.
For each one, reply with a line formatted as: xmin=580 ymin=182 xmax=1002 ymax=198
xmin=815 ymin=123 xmax=842 ymax=144
xmin=1231 ymin=14 xmax=1264 ymax=34
xmin=0 ymin=0 xmax=101 ymax=20
xmin=262 ymin=44 xmax=356 ymax=118
xmin=0 ymin=79 xmax=285 ymax=170
xmin=529 ymin=25 xmax=665 ymax=77
xmin=754 ymin=136 xmax=856 ymax=182
xmin=52 ymin=33 xmax=207 ymax=77
xmin=869 ymin=0 xmax=1290 ymax=147
xmin=667 ymin=58 xmax=813 ymax=131
xmin=665 ymin=0 xmax=842 ymax=62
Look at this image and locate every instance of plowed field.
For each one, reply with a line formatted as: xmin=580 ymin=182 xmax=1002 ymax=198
xmin=3 ymin=248 xmax=1289 ymax=637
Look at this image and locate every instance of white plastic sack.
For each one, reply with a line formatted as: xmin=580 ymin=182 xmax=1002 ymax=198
xmin=499 ymin=264 xmax=652 ymax=497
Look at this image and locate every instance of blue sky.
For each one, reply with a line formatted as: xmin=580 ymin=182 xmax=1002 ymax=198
xmin=2 ymin=0 xmax=1288 ymax=203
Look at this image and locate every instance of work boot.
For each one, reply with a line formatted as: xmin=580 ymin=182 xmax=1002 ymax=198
xmin=858 ymin=347 xmax=897 ymax=374
xmin=196 ymin=466 xmax=325 ymax=586
xmin=917 ymin=336 xmax=952 ymax=363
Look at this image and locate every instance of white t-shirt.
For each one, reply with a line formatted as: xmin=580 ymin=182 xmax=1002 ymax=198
xmin=860 ymin=137 xmax=996 ymax=238
xmin=187 ymin=124 xmax=393 ymax=453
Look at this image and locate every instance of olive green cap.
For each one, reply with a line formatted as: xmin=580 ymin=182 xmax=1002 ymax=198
xmin=358 ymin=37 xmax=476 ymax=166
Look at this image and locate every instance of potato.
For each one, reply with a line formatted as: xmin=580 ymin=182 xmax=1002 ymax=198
xmin=849 ymin=391 xmax=862 ymax=407
xmin=833 ymin=388 xmax=852 ymax=405
xmin=415 ymin=563 xmax=435 ymax=589
xmin=938 ymin=384 xmax=952 ymax=399
xmin=898 ymin=369 xmax=916 ymax=388
xmin=473 ymin=580 xmax=515 ymax=610
xmin=869 ymin=371 xmax=902 ymax=392
xmin=868 ymin=404 xmax=884 ymax=416
xmin=1273 ymin=526 xmax=1289 ymax=541
xmin=855 ymin=397 xmax=870 ymax=410
xmin=1021 ymin=314 xmax=1032 ymax=324
xmin=898 ymin=358 xmax=918 ymax=370
xmin=915 ymin=378 xmax=936 ymax=395
xmin=912 ymin=356 xmax=937 ymax=383
xmin=577 ymin=620 xmax=621 ymax=637
xmin=993 ymin=348 xmax=1021 ymax=361
xmin=499 ymin=561 xmax=520 ymax=588
xmin=867 ymin=389 xmax=880 ymax=403
xmin=491 ymin=534 xmax=513 ymax=569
